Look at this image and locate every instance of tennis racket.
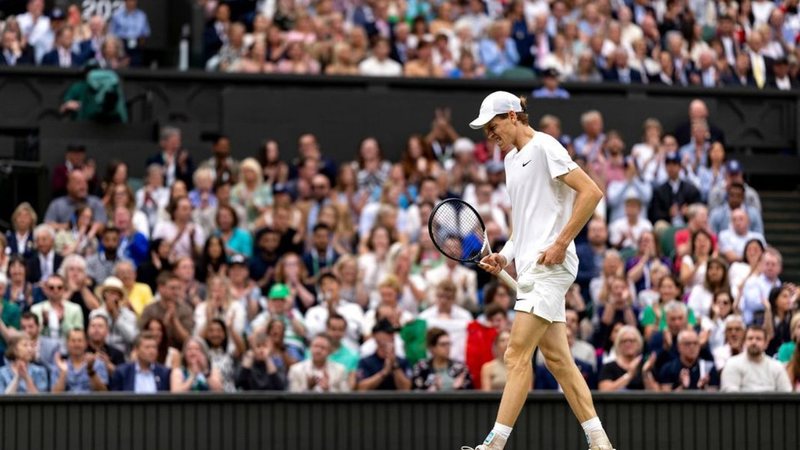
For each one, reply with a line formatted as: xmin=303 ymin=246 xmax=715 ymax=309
xmin=428 ymin=198 xmax=517 ymax=291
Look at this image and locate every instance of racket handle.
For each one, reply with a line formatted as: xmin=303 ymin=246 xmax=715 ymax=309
xmin=496 ymin=269 xmax=518 ymax=292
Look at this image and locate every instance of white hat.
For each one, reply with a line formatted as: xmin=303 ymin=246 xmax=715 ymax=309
xmin=469 ymin=91 xmax=523 ymax=130
xmin=453 ymin=137 xmax=475 ymax=154
xmin=94 ymin=276 xmax=128 ymax=299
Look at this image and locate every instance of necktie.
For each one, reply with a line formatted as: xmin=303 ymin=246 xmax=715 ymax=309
xmin=753 ymin=55 xmax=765 ymax=88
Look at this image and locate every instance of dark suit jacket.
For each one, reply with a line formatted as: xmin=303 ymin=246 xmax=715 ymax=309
xmin=78 ymin=39 xmax=100 ymax=63
xmin=648 ymin=180 xmax=701 ymax=224
xmin=674 ymin=121 xmax=725 ymax=146
xmin=40 ymin=49 xmax=83 ymax=68
xmin=601 ymin=67 xmax=644 ymax=84
xmin=109 ymin=362 xmax=171 ymax=392
xmin=145 ymin=152 xmax=195 ymax=189
xmin=767 ymin=76 xmax=799 ymax=90
xmin=25 ymin=252 xmax=65 ymax=284
xmin=5 ymin=230 xmax=35 ymax=257
xmin=0 ymin=47 xmax=35 ymax=66
xmin=721 ymin=71 xmax=757 ymax=87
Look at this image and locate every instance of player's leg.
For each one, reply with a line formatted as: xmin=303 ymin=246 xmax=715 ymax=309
xmin=467 ymin=312 xmax=550 ymax=450
xmin=538 ymin=322 xmax=614 ymax=450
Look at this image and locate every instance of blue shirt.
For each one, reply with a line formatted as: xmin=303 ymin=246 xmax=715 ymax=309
xmin=110 ymin=8 xmax=151 ymax=40
xmin=134 ymin=364 xmax=158 ymax=393
xmin=51 ymin=358 xmax=108 ymax=392
xmin=356 ymin=353 xmax=411 ymax=390
xmin=217 ymin=228 xmax=253 ymax=258
xmin=532 ymin=87 xmax=570 ymax=99
xmin=0 ymin=363 xmax=49 ymax=393
xmin=478 ymin=38 xmax=520 ymax=76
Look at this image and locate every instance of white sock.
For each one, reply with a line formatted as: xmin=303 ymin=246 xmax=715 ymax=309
xmin=483 ymin=422 xmax=512 ymax=445
xmin=581 ymin=417 xmax=604 ymax=444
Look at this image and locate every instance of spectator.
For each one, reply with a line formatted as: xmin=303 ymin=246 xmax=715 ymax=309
xmin=17 ymin=0 xmax=51 ymax=63
xmin=746 ymin=30 xmax=773 ymax=89
xmin=170 ymin=337 xmax=224 ymax=392
xmin=236 ymin=328 xmax=286 ymax=391
xmin=305 ymin=272 xmax=364 ymax=350
xmin=109 ymin=331 xmax=171 ymax=392
xmin=19 ymin=312 xmax=59 ymax=370
xmin=412 ymin=327 xmax=473 ymax=391
xmin=77 ymin=15 xmax=106 ymax=63
xmin=139 ymin=272 xmax=194 ymax=349
xmin=776 ymin=314 xmax=800 ymax=364
xmin=142 ymin=318 xmax=180 ymax=368
xmin=720 ymin=325 xmax=792 ymax=392
xmin=231 ymin=158 xmax=273 ymax=224
xmin=641 ymin=280 xmax=696 ymax=340
xmin=594 ymin=275 xmax=639 ymax=350
xmin=86 ymin=227 xmax=126 ymax=283
xmin=677 ymin=120 xmax=711 ymax=172
xmin=722 ymin=52 xmax=757 ymax=86
xmin=215 ymin=205 xmax=253 ymax=258
xmin=85 ymin=313 xmax=126 ymax=376
xmin=275 ymin=40 xmax=321 ymax=74
xmin=6 ymin=256 xmax=34 ymax=311
xmin=51 ymin=329 xmax=108 ymax=392
xmin=204 ymin=318 xmax=241 ymax=392
xmin=709 ymin=183 xmax=764 ymax=235
xmin=356 ymin=319 xmax=412 ymax=391
xmin=658 ymin=329 xmax=720 ymax=391
xmin=598 ymin=326 xmax=658 ymax=391
xmin=532 ymin=68 xmax=570 ymax=99
xmin=358 ymin=37 xmax=402 ymax=76
xmin=648 ymin=153 xmax=701 ymax=226
xmin=58 ymin=254 xmax=101 ymax=327
xmin=673 ymin=204 xmax=716 ymax=260
xmin=478 ymin=20 xmax=519 ymax=77
xmin=718 ymin=208 xmax=767 ymax=264
xmin=573 ymin=110 xmax=606 ymax=163
xmin=53 ymin=204 xmax=99 ymax=257
xmin=764 ymin=284 xmax=799 ymax=354
xmin=423 ymin=237 xmax=478 ymax=312
xmin=712 ymin=314 xmax=746 ymax=371
xmin=686 ymin=257 xmax=730 ymax=320
xmin=625 ymin=231 xmax=671 ymax=295
xmin=113 ymin=260 xmax=152 ymax=316
xmin=576 ymin=219 xmax=608 ymax=298
xmin=91 ymin=277 xmax=138 ymax=352
xmin=30 ymin=274 xmax=84 ymax=341
xmin=194 ymin=275 xmax=246 ymax=343
xmin=680 ymin=229 xmax=715 ymax=291
xmin=6 ymin=202 xmax=37 ymax=258
xmin=44 ymin=170 xmax=107 ymax=231
xmin=40 ymin=26 xmax=81 ymax=68
xmin=601 ymin=47 xmax=644 ymax=83
xmin=673 ymin=100 xmax=726 ymax=147
xmin=707 ymin=160 xmax=762 ymax=213
xmin=0 ymin=273 xmax=22 ymax=355
xmin=0 ymin=28 xmax=35 ymax=66
xmin=768 ymin=56 xmax=797 ymax=89
xmin=480 ymin=329 xmax=509 ymax=391
xmin=146 ymin=126 xmax=194 ymax=189
xmin=152 ymin=196 xmax=205 ymax=261
xmin=608 ymin=193 xmax=653 ymax=249
xmin=112 ymin=206 xmax=149 ymax=266
xmin=788 ymin=339 xmax=800 ymax=391
xmin=288 ymin=334 xmax=350 ymax=392
xmin=109 ymin=0 xmax=150 ymax=66
xmin=606 ymin=156 xmax=653 ymax=223
xmin=203 ymin=3 xmax=231 ymax=63
xmin=0 ymin=335 xmax=49 ymax=393
xmin=696 ymin=142 xmax=728 ymax=202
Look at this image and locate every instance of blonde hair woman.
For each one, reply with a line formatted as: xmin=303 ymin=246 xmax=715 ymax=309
xmin=231 ymin=158 xmax=273 ymax=224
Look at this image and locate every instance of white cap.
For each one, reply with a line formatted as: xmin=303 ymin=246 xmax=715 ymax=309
xmin=469 ymin=91 xmax=523 ymax=130
xmin=453 ymin=137 xmax=475 ymax=154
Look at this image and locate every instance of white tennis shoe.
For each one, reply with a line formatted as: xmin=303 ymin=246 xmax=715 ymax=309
xmin=588 ymin=430 xmax=616 ymax=450
xmin=461 ymin=431 xmax=507 ymax=450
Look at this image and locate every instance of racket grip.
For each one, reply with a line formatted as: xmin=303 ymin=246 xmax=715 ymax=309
xmin=497 ymin=269 xmax=518 ymax=291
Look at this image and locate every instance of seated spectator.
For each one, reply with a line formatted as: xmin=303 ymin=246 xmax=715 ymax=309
xmin=593 ymin=275 xmax=639 ymax=350
xmin=51 ymin=329 xmax=108 ymax=392
xmin=776 ymin=314 xmax=800 ymax=364
xmin=686 ymin=257 xmax=730 ymax=320
xmin=109 ymin=331 xmax=171 ymax=392
xmin=85 ymin=314 xmax=126 ymax=376
xmin=44 ymin=170 xmax=106 ymax=232
xmin=722 ymin=52 xmax=757 ymax=87
xmin=0 ymin=273 xmax=22 ymax=355
xmin=708 ymin=160 xmax=762 ymax=217
xmin=601 ymin=47 xmax=644 ymax=83
xmin=170 ymin=337 xmax=223 ymax=392
xmin=86 ymin=227 xmax=126 ymax=283
xmin=696 ymin=142 xmax=728 ymax=202
xmin=139 ymin=272 xmax=194 ymax=349
xmin=305 ymin=272 xmax=364 ymax=350
xmin=677 ymin=120 xmax=711 ymax=173
xmin=449 ymin=52 xmax=484 ymax=79
xmin=740 ymin=247 xmax=783 ymax=325
xmin=598 ymin=325 xmax=658 ymax=391
xmin=362 ymin=276 xmax=415 ymax=340
xmin=764 ymin=285 xmax=798 ymax=355
xmin=231 ymin=158 xmax=273 ymax=225
xmin=114 ymin=260 xmax=152 ymax=316
xmin=189 ymin=167 xmax=218 ymax=211
xmin=109 ymin=0 xmax=150 ymax=66
xmin=641 ymin=278 xmax=697 ymax=340
xmin=679 ymin=229 xmax=715 ymax=292
xmin=532 ymin=68 xmax=570 ymax=99
xmin=111 ymin=206 xmax=149 ymax=265
xmin=152 ymin=196 xmax=206 ymax=261
xmin=424 ymin=238 xmax=478 ymax=313
xmin=40 ymin=26 xmax=81 ymax=68
xmin=480 ymin=329 xmax=510 ymax=391
xmin=58 ymin=255 xmax=102 ymax=328
xmin=412 ymin=328 xmax=473 ymax=391
xmin=625 ymin=231 xmax=671 ymax=296
xmin=359 ymin=37 xmax=402 ymax=77
xmin=30 ymin=274 xmax=84 ymax=341
xmin=302 ymin=224 xmax=339 ymax=280
xmin=0 ymin=28 xmax=35 ymax=66
xmin=288 ymin=334 xmax=350 ymax=392
xmin=325 ymin=314 xmax=360 ymax=383
xmin=53 ymin=204 xmax=99 ymax=257
xmin=712 ymin=314 xmax=746 ymax=371
xmin=648 ymin=153 xmax=701 ymax=226
xmin=204 ymin=318 xmax=241 ymax=392
xmin=573 ymin=110 xmax=606 ymax=163
xmin=356 ymin=319 xmax=412 ymax=391
xmin=250 ymin=282 xmax=306 ymax=358
xmin=658 ymin=329 xmax=720 ymax=391
xmin=709 ymin=183 xmax=764 ymax=235
xmin=142 ymin=318 xmax=180 ymax=368
xmin=19 ymin=312 xmax=59 ymax=370
xmin=608 ymin=194 xmax=653 ymax=250
xmin=720 ymin=325 xmax=792 ymax=392
xmin=705 ymin=289 xmax=737 ymax=351
xmin=673 ymin=204 xmax=716 ymax=260
xmin=145 ymin=126 xmax=194 ymax=189
xmin=768 ymin=56 xmax=796 ymax=90
xmin=77 ymin=14 xmax=106 ymax=63
xmin=236 ymin=328 xmax=286 ymax=391
xmin=17 ymin=0 xmax=52 ymax=63
xmin=6 ymin=203 xmax=37 ymax=258
xmin=91 ymin=276 xmax=137 ymax=351
xmin=325 ymin=42 xmax=360 ymax=76
xmin=606 ymin=157 xmax=652 ymax=224
xmin=674 ymin=99 xmax=725 ymax=147
xmin=275 ymin=40 xmax=321 ymax=74
xmin=576 ymin=219 xmax=608 ymax=298
xmin=718 ymin=208 xmax=766 ymax=263
xmin=478 ymin=20 xmax=519 ymax=77
xmin=215 ymin=205 xmax=252 ymax=259
xmin=0 ymin=335 xmax=49 ymax=393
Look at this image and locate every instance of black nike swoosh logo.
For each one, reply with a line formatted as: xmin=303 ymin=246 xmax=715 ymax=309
xmin=522 ymin=160 xmax=532 ymax=167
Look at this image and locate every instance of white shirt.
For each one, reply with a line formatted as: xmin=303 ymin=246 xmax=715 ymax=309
xmin=38 ymin=250 xmax=55 ymax=282
xmin=419 ymin=305 xmax=472 ymax=362
xmin=686 ymin=285 xmax=714 ymax=319
xmin=718 ymin=229 xmax=765 ymax=260
xmin=152 ymin=221 xmax=206 ymax=260
xmin=358 ymin=57 xmax=403 ymax=77
xmin=740 ymin=274 xmax=781 ymax=325
xmin=17 ymin=13 xmax=51 ymax=63
xmin=424 ymin=263 xmax=478 ymax=312
xmin=720 ymin=353 xmax=792 ymax=392
xmin=304 ymin=301 xmax=365 ymax=350
xmin=608 ymin=216 xmax=653 ymax=249
xmin=501 ymin=132 xmax=579 ymax=275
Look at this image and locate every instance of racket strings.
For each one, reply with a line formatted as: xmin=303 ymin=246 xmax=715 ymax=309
xmin=430 ymin=202 xmax=485 ymax=261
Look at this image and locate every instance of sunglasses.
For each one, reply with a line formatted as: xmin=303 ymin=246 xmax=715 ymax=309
xmin=47 ymin=284 xmax=64 ymax=290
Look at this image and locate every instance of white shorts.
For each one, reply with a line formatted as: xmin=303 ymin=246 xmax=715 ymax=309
xmin=513 ymin=263 xmax=576 ymax=323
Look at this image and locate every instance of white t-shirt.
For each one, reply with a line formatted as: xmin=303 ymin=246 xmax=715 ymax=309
xmin=608 ymin=216 xmax=653 ymax=249
xmin=720 ymin=353 xmax=792 ymax=392
xmin=501 ymin=132 xmax=579 ymax=275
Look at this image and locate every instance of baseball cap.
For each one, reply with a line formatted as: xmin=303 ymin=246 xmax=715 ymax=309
xmin=230 ymin=254 xmax=248 ymax=266
xmin=469 ymin=91 xmax=523 ymax=130
xmin=541 ymin=67 xmax=560 ymax=78
xmin=453 ymin=137 xmax=475 ymax=154
xmin=267 ymin=283 xmax=290 ymax=299
xmin=665 ymin=152 xmax=681 ymax=164
xmin=726 ymin=159 xmax=743 ymax=174
xmin=624 ymin=190 xmax=642 ymax=204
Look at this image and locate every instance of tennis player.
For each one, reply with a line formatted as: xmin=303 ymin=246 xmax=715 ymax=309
xmin=463 ymin=91 xmax=614 ymax=450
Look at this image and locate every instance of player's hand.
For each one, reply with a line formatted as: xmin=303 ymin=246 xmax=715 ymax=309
xmin=538 ymin=242 xmax=567 ymax=266
xmin=479 ymin=254 xmax=507 ymax=275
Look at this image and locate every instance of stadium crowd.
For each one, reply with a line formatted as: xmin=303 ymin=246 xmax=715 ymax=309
xmin=3 ymin=0 xmax=800 ymax=88
xmin=0 ymin=93 xmax=797 ymax=395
